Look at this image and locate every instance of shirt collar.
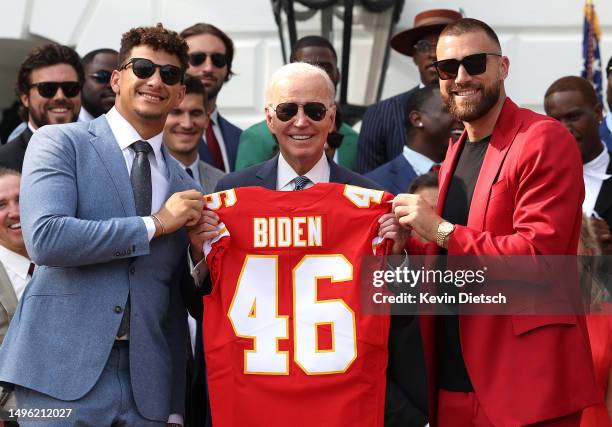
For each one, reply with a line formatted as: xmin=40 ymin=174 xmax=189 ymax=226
xmin=105 ymin=107 xmax=164 ymax=163
xmin=583 ymin=142 xmax=611 ymax=180
xmin=277 ymin=152 xmax=330 ymax=190
xmin=0 ymin=245 xmax=31 ymax=281
xmin=78 ymin=107 xmax=94 ymax=122
xmin=402 ymin=145 xmax=436 ymax=176
xmin=209 ymin=108 xmax=219 ymax=126
xmin=606 ymin=113 xmax=612 ymax=132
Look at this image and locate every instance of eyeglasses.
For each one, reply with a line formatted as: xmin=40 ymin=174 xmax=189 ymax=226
xmin=119 ymin=58 xmax=183 ymax=85
xmin=89 ymin=70 xmax=112 ymax=84
xmin=433 ymin=53 xmax=502 ymax=80
xmin=413 ymin=39 xmax=437 ymax=54
xmin=29 ymin=81 xmax=81 ymax=98
xmin=272 ymin=102 xmax=329 ymax=122
xmin=188 ymin=52 xmax=227 ymax=68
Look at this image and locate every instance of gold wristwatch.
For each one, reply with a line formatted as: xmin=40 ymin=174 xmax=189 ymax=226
xmin=436 ymin=221 xmax=455 ymax=248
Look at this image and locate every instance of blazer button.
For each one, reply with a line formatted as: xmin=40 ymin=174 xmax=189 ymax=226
xmin=114 ymin=305 xmax=122 ymax=313
xmin=130 ymin=267 xmax=135 ymax=274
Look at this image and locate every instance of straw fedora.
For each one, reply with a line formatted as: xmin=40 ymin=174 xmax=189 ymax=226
xmin=390 ymin=9 xmax=463 ymax=57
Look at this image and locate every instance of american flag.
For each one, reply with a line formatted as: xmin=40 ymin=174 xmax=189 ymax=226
xmin=582 ymin=0 xmax=603 ymax=104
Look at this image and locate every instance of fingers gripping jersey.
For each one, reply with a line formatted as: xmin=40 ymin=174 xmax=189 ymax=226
xmin=203 ymin=183 xmax=393 ymax=427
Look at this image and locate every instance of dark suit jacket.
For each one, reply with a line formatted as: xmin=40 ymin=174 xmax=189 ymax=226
xmin=594 ymin=152 xmax=612 ymax=226
xmin=199 ymin=113 xmax=242 ymax=172
xmin=0 ymin=127 xmax=33 ymax=172
xmin=202 ymin=155 xmax=428 ymax=427
xmin=365 ymin=154 xmax=418 ymax=195
xmin=357 ymin=87 xmax=418 ymax=173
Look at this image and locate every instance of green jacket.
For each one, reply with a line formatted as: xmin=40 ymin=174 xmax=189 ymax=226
xmin=235 ymin=120 xmax=358 ymax=171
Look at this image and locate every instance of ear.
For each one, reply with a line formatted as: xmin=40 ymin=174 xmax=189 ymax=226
xmin=500 ymin=55 xmax=510 ymax=80
xmin=19 ymin=93 xmax=29 ymax=109
xmin=175 ymin=84 xmax=186 ymax=106
xmin=110 ymin=69 xmax=121 ymax=95
xmin=327 ymin=104 xmax=337 ymax=133
xmin=595 ymin=102 xmax=604 ymax=122
xmin=265 ymin=106 xmax=275 ymax=133
xmin=408 ymin=110 xmax=423 ymax=129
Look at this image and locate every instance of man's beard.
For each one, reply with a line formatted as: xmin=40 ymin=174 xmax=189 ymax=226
xmin=29 ymin=101 xmax=78 ymax=127
xmin=443 ymin=78 xmax=502 ymax=122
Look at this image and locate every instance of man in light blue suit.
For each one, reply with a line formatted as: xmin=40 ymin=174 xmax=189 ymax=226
xmin=366 ymin=84 xmax=459 ymax=195
xmin=0 ymin=25 xmax=205 ymax=426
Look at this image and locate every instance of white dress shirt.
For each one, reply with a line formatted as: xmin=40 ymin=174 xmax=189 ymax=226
xmin=583 ymin=143 xmax=611 ymax=216
xmin=402 ymin=145 xmax=436 ymax=176
xmin=105 ymin=107 xmax=168 ymax=240
xmin=78 ymin=107 xmax=95 ymax=122
xmin=207 ymin=109 xmax=230 ymax=171
xmin=0 ymin=245 xmax=31 ymax=301
xmin=277 ymin=152 xmax=330 ymax=191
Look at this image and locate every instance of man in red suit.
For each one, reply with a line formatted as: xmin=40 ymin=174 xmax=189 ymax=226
xmin=393 ymin=18 xmax=599 ymax=426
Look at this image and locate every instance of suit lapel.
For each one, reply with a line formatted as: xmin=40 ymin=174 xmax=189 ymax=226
xmin=162 ymin=145 xmax=189 ymax=197
xmin=594 ymin=154 xmax=612 ymax=216
xmin=87 ymin=117 xmax=136 ymax=216
xmin=467 ymin=99 xmax=520 ymax=231
xmin=391 ymin=156 xmax=416 ymax=194
xmin=0 ymin=263 xmax=17 ymax=319
xmin=255 ymin=156 xmax=279 ymax=189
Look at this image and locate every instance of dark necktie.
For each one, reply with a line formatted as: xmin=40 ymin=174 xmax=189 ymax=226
xmin=27 ymin=263 xmax=35 ymax=277
xmin=185 ymin=167 xmax=194 ymax=179
xmin=205 ymin=122 xmax=225 ymax=171
xmin=430 ymin=164 xmax=441 ymax=173
xmin=130 ymin=140 xmax=153 ymax=216
xmin=118 ymin=140 xmax=152 ymax=338
xmin=293 ymin=175 xmax=311 ymax=191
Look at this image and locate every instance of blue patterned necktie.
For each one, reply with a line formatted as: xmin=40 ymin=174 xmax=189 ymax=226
xmin=293 ymin=175 xmax=310 ymax=191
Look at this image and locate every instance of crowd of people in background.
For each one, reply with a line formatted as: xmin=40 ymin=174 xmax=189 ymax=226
xmin=0 ymin=7 xmax=609 ymax=427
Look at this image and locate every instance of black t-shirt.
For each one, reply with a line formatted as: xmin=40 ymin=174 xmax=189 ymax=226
xmin=438 ymin=136 xmax=489 ymax=391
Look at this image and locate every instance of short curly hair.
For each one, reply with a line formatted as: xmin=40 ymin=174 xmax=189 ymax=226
xmin=118 ymin=23 xmax=189 ymax=73
xmin=16 ymin=43 xmax=84 ymax=98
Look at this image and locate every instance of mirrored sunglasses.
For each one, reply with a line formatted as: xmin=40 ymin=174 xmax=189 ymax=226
xmin=29 ymin=81 xmax=81 ymax=98
xmin=89 ymin=70 xmax=112 ymax=84
xmin=273 ymin=102 xmax=328 ymax=122
xmin=433 ymin=53 xmax=502 ymax=80
xmin=188 ymin=52 xmax=227 ymax=68
xmin=413 ymin=39 xmax=437 ymax=54
xmin=119 ymin=58 xmax=183 ymax=85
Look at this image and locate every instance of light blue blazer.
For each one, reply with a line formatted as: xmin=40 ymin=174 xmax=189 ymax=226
xmin=0 ymin=116 xmax=196 ymax=421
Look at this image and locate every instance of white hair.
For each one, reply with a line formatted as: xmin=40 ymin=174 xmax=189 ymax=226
xmin=266 ymin=62 xmax=335 ymax=106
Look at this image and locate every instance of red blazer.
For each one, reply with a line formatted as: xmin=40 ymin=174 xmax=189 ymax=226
xmin=418 ymin=98 xmax=599 ymax=426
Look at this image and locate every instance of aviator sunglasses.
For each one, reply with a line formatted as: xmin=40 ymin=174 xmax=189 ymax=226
xmin=29 ymin=81 xmax=81 ymax=98
xmin=433 ymin=53 xmax=502 ymax=80
xmin=89 ymin=70 xmax=112 ymax=84
xmin=188 ymin=52 xmax=227 ymax=68
xmin=119 ymin=58 xmax=183 ymax=85
xmin=272 ymin=102 xmax=329 ymax=122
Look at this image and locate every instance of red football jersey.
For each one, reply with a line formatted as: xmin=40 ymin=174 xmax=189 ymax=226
xmin=203 ymin=183 xmax=392 ymax=427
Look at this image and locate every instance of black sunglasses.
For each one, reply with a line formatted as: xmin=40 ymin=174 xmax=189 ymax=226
xmin=29 ymin=81 xmax=81 ymax=98
xmin=188 ymin=52 xmax=227 ymax=68
xmin=433 ymin=53 xmax=502 ymax=80
xmin=119 ymin=58 xmax=183 ymax=85
xmin=89 ymin=70 xmax=112 ymax=84
xmin=273 ymin=102 xmax=329 ymax=122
